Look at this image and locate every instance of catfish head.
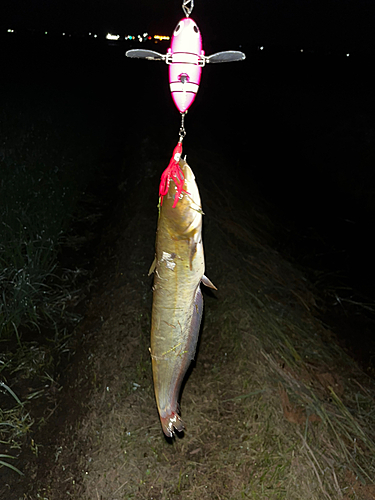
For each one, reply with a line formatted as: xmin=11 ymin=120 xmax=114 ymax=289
xmin=160 ymin=159 xmax=203 ymax=241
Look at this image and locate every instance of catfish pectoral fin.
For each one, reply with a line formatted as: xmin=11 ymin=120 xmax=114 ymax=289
xmin=148 ymin=256 xmax=157 ymax=276
xmin=201 ymin=274 xmax=217 ymax=290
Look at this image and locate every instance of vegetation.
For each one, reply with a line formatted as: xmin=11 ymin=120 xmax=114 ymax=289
xmin=0 ymin=93 xmax=99 ymax=475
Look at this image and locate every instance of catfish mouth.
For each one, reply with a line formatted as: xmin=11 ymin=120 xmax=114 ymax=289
xmin=164 ymin=166 xmax=202 ymax=236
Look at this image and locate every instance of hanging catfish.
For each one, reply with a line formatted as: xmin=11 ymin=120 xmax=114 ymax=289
xmin=126 ymin=17 xmax=246 ymax=113
xmin=148 ymin=153 xmax=217 ymax=437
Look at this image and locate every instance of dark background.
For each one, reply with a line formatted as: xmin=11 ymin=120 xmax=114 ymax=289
xmin=2 ymin=0 xmax=375 ymax=369
xmin=2 ymin=0 xmax=375 ymax=52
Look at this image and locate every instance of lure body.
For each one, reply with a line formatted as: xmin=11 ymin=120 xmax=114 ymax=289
xmin=126 ymin=17 xmax=245 ymax=113
xmin=167 ymin=18 xmax=204 ymax=112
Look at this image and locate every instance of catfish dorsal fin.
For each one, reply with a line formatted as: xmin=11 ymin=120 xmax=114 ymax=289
xmin=201 ymin=275 xmax=217 ymax=290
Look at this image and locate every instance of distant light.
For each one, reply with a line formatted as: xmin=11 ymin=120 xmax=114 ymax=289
xmin=106 ymin=33 xmax=120 ymax=40
xmin=259 ymin=46 xmax=264 ymax=50
xmin=45 ymin=31 xmax=48 ymax=35
xmin=300 ymin=49 xmax=303 ymax=52
xmin=143 ymin=32 xmax=148 ymax=38
xmin=346 ymin=53 xmax=350 ymax=57
xmin=94 ymin=34 xmax=98 ymax=38
xmin=154 ymin=35 xmax=170 ymax=41
xmin=7 ymin=29 xmax=15 ymax=33
xmin=148 ymin=36 xmax=152 ymax=40
xmin=62 ymin=32 xmax=66 ymax=36
xmin=88 ymin=32 xmax=92 ymax=36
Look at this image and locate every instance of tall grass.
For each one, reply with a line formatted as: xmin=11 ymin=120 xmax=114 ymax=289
xmin=0 ymin=381 xmax=31 ymax=476
xmin=0 ymin=160 xmax=74 ymax=335
xmin=0 ymin=92 xmax=97 ymax=337
xmin=0 ymin=93 xmax=100 ymax=473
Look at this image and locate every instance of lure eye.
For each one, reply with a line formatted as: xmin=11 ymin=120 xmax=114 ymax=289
xmin=174 ymin=21 xmax=184 ymax=36
xmin=193 ymin=25 xmax=199 ymax=33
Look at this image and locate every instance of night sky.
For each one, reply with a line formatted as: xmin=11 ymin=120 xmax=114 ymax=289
xmin=2 ymin=0 xmax=375 ymax=52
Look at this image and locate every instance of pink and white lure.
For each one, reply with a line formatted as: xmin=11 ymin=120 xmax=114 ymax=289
xmin=168 ymin=17 xmax=203 ymax=113
xmin=126 ymin=17 xmax=245 ymax=113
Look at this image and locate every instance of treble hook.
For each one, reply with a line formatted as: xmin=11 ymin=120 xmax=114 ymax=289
xmin=182 ymin=0 xmax=194 ymax=17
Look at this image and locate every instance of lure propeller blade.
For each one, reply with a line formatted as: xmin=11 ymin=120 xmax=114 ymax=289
xmin=206 ymin=50 xmax=246 ymax=64
xmin=126 ymin=49 xmax=166 ymax=61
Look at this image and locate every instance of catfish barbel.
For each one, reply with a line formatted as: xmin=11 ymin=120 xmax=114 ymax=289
xmin=149 ymin=155 xmax=216 ymax=437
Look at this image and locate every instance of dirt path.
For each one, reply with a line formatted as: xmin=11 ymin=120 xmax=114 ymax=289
xmin=10 ymin=134 xmax=375 ymax=500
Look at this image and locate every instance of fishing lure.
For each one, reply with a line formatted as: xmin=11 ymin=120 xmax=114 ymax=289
xmin=126 ymin=14 xmax=245 ymax=114
xmin=126 ymin=0 xmax=245 ymax=206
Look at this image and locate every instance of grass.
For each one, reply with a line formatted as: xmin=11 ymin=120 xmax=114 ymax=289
xmin=0 ymin=91 xmax=100 ymax=476
xmin=204 ymin=167 xmax=375 ymax=497
xmin=204 ymin=167 xmax=375 ymax=498
xmin=0 ymin=101 xmax=87 ymax=338
xmin=0 ymin=382 xmax=31 ymax=475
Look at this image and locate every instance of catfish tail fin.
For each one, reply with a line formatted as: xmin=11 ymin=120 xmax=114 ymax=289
xmin=160 ymin=411 xmax=185 ymax=437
